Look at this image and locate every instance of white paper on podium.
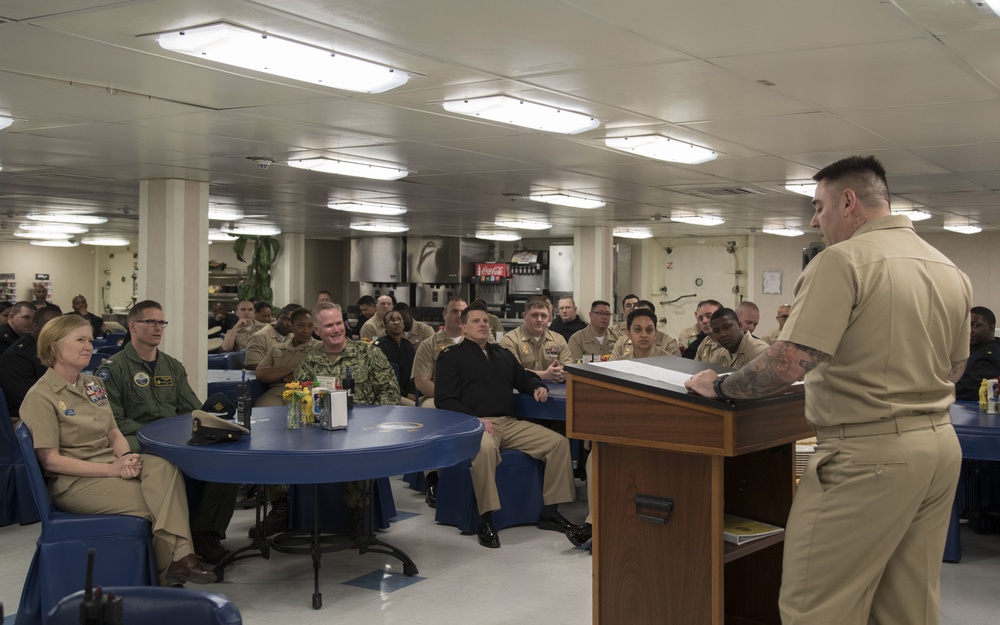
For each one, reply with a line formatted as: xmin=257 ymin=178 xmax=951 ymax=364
xmin=591 ymin=360 xmax=694 ymax=387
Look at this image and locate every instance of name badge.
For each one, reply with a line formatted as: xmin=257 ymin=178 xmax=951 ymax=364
xmin=545 ymin=346 xmax=562 ymax=357
xmin=64 ymin=409 xmax=76 ymax=416
xmin=154 ymin=376 xmax=173 ymax=387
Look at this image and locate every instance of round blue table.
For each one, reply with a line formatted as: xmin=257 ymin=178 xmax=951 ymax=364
xmin=138 ymin=405 xmax=483 ymax=607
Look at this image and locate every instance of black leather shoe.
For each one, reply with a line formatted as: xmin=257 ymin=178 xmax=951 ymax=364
xmin=193 ymin=532 xmax=232 ymax=565
xmin=478 ymin=520 xmax=500 ymax=548
xmin=566 ymin=523 xmax=592 ymax=547
xmin=425 ymin=484 xmax=437 ymax=509
xmin=165 ymin=554 xmax=217 ymax=585
xmin=537 ymin=512 xmax=581 ymax=534
xmin=248 ymin=498 xmax=288 ymax=539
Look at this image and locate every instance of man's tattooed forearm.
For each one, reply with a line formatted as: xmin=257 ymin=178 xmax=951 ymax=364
xmin=721 ymin=341 xmax=829 ymax=399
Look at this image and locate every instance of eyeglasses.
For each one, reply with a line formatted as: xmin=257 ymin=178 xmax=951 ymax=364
xmin=386 ymin=317 xmax=404 ymax=324
xmin=777 ymin=314 xmax=790 ymax=320
xmin=591 ymin=311 xmax=612 ymax=317
xmin=136 ymin=320 xmax=169 ymax=328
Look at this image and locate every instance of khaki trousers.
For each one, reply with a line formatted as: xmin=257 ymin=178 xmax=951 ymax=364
xmin=52 ymin=455 xmax=194 ymax=585
xmin=780 ymin=418 xmax=961 ymax=625
xmin=471 ymin=416 xmax=575 ymax=515
xmin=254 ymin=386 xmax=285 ymax=407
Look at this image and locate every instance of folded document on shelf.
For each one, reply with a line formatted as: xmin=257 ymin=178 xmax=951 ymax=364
xmin=723 ymin=514 xmax=785 ymax=545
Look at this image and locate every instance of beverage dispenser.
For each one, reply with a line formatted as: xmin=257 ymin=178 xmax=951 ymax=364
xmin=507 ymin=250 xmax=549 ymax=315
xmin=471 ymin=263 xmax=510 ymax=316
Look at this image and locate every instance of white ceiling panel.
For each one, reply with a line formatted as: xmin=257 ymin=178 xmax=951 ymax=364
xmin=840 ymin=100 xmax=1000 ymax=148
xmin=686 ymin=113 xmax=894 ymax=156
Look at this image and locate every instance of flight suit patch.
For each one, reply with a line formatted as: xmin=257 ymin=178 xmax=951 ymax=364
xmin=154 ymin=376 xmax=173 ymax=387
xmin=95 ymin=367 xmax=111 ymax=381
xmin=133 ymin=372 xmax=150 ymax=388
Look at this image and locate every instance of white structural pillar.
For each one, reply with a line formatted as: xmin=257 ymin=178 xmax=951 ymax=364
xmin=272 ymin=232 xmax=305 ymax=307
xmin=138 ymin=179 xmax=210 ymax=397
xmin=573 ymin=226 xmax=614 ymax=313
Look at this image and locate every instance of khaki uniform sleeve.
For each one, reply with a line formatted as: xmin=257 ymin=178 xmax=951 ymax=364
xmin=20 ymin=388 xmax=61 ymax=449
xmin=567 ymin=331 xmax=584 ymax=361
xmin=412 ymin=339 xmax=436 ymax=380
xmin=781 ymin=248 xmax=856 ymax=356
xmin=498 ymin=332 xmax=519 ymax=360
xmin=244 ymin=333 xmax=269 ymax=367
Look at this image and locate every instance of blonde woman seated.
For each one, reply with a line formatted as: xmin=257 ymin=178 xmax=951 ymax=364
xmin=20 ymin=314 xmax=215 ymax=586
xmin=612 ymin=309 xmax=672 ymax=361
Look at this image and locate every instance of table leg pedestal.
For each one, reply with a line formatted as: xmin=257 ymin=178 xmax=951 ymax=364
xmin=213 ymin=484 xmax=271 ymax=581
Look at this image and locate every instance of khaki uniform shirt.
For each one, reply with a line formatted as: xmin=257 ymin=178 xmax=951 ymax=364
xmin=404 ymin=321 xmax=436 ymax=349
xmin=498 ymin=325 xmax=572 ymax=371
xmin=610 ymin=330 xmax=681 ymax=360
xmin=20 ymin=369 xmax=116 ymax=496
xmin=294 ymin=340 xmax=400 ymax=406
xmin=412 ymin=329 xmax=463 ymax=383
xmin=677 ymin=324 xmax=699 ymax=351
xmin=610 ymin=344 xmax=671 ymax=361
xmin=244 ymin=324 xmax=290 ymax=368
xmin=98 ymin=343 xmax=201 ymax=438
xmin=699 ymin=331 xmax=768 ymax=369
xmin=782 ymin=215 xmax=972 ymax=428
xmin=232 ymin=320 xmax=267 ymax=352
xmin=360 ymin=315 xmax=386 ymax=343
xmin=258 ymin=339 xmax=322 ymax=388
xmin=567 ymin=326 xmax=619 ymax=361
xmin=694 ymin=335 xmax=726 ymax=363
xmin=763 ymin=327 xmax=782 ymax=345
xmin=487 ymin=313 xmax=504 ymax=336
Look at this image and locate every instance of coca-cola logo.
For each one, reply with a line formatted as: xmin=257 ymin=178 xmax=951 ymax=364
xmin=477 ymin=264 xmax=508 ymax=277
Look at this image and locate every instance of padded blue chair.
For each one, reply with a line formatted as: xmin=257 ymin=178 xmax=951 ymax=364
xmin=207 ymin=354 xmax=229 ymax=370
xmin=434 ymin=449 xmax=545 ymax=534
xmin=96 ymin=344 xmax=123 ymax=356
xmin=0 ymin=387 xmax=40 ymax=526
xmin=47 ymin=587 xmax=241 ymax=625
xmin=15 ymin=425 xmax=157 ymax=625
xmin=104 ymin=332 xmax=126 ymax=345
xmin=86 ymin=353 xmax=106 ymax=372
xmin=225 ymin=351 xmax=246 ymax=371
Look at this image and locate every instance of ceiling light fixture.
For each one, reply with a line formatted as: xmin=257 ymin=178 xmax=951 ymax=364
xmin=209 ymin=229 xmax=238 ymax=242
xmin=19 ymin=223 xmax=89 ymax=234
xmin=979 ymin=0 xmax=1000 ymax=16
xmin=350 ymin=222 xmax=410 ymax=233
xmin=494 ymin=218 xmax=552 ymax=230
xmin=943 ymin=224 xmax=982 ymax=235
xmin=329 ymin=202 xmax=407 ymax=216
xmin=671 ymin=215 xmax=724 ymax=226
xmin=605 ymin=135 xmax=717 ymax=164
xmin=442 ymin=95 xmax=600 ymax=135
xmin=288 ymin=157 xmax=409 ymax=181
xmin=26 ymin=213 xmax=108 ymax=225
xmin=763 ymin=227 xmax=804 ymax=237
xmin=13 ymin=231 xmax=73 ymax=240
xmin=81 ymin=237 xmax=131 ymax=246
xmin=784 ymin=183 xmax=817 ymax=197
xmin=528 ymin=193 xmax=605 ymax=209
xmin=208 ymin=205 xmax=245 ymax=221
xmin=475 ymin=231 xmax=522 ymax=241
xmin=0 ymin=115 xmax=12 ymax=131
xmin=892 ymin=209 xmax=932 ymax=222
xmin=156 ymin=22 xmax=409 ymax=94
xmin=30 ymin=240 xmax=79 ymax=247
xmin=613 ymin=228 xmax=653 ymax=239
xmin=220 ymin=224 xmax=282 ymax=236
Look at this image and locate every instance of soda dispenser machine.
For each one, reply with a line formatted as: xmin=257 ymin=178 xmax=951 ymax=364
xmin=506 ymin=250 xmax=549 ymax=315
xmin=471 ymin=262 xmax=510 ymax=317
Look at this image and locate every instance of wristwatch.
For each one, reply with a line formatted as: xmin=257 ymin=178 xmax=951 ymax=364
xmin=713 ymin=375 xmax=729 ymax=401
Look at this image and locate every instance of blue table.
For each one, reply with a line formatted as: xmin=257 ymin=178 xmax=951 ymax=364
xmin=139 ymin=405 xmax=483 ymax=607
xmin=946 ymin=402 xmax=1000 ymax=562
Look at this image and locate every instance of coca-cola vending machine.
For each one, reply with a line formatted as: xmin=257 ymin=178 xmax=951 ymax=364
xmin=471 ymin=262 xmax=509 ymax=316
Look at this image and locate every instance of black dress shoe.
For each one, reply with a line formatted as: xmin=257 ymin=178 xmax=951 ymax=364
xmin=165 ymin=554 xmax=217 ymax=585
xmin=425 ymin=484 xmax=437 ymax=508
xmin=192 ymin=532 xmax=232 ymax=565
xmin=566 ymin=523 xmax=592 ymax=547
xmin=478 ymin=520 xmax=500 ymax=548
xmin=537 ymin=511 xmax=581 ymax=534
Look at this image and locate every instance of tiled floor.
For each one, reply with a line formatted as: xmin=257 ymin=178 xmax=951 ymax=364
xmin=3 ymin=478 xmax=1000 ymax=625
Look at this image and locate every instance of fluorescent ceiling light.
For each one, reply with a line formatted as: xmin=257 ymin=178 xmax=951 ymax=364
xmin=605 ymin=135 xmax=717 ymax=164
xmin=443 ymin=95 xmax=600 ymax=135
xmin=329 ymin=202 xmax=407 ymax=216
xmin=156 ymin=22 xmax=408 ymax=94
xmin=13 ymin=231 xmax=73 ymax=240
xmin=943 ymin=224 xmax=982 ymax=234
xmin=81 ymin=237 xmax=130 ymax=246
xmin=288 ymin=157 xmax=409 ymax=181
xmin=208 ymin=205 xmax=245 ymax=221
xmin=613 ymin=228 xmax=653 ymax=239
xmin=19 ymin=223 xmax=89 ymax=234
xmin=26 ymin=213 xmax=108 ymax=225
xmin=221 ymin=224 xmax=282 ymax=236
xmin=763 ymin=227 xmax=804 ymax=237
xmin=671 ymin=215 xmax=724 ymax=226
xmin=892 ymin=209 xmax=932 ymax=222
xmin=981 ymin=0 xmax=1000 ymax=16
xmin=494 ymin=219 xmax=552 ymax=230
xmin=350 ymin=222 xmax=409 ymax=233
xmin=0 ymin=115 xmax=12 ymax=130
xmin=209 ymin=229 xmax=238 ymax=241
xmin=30 ymin=240 xmax=79 ymax=247
xmin=475 ymin=231 xmax=522 ymax=241
xmin=528 ymin=193 xmax=605 ymax=209
xmin=784 ymin=183 xmax=817 ymax=197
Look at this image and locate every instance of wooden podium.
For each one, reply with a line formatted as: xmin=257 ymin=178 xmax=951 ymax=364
xmin=566 ymin=356 xmax=810 ymax=625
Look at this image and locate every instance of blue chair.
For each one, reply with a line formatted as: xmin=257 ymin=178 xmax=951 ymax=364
xmin=96 ymin=344 xmax=123 ymax=356
xmin=225 ymin=351 xmax=246 ymax=371
xmin=104 ymin=332 xmax=126 ymax=344
xmin=207 ymin=354 xmax=229 ymax=370
xmin=86 ymin=353 xmax=106 ymax=372
xmin=47 ymin=587 xmax=241 ymax=625
xmin=0 ymin=388 xmax=40 ymax=526
xmin=434 ymin=449 xmax=545 ymax=534
xmin=90 ymin=338 xmax=108 ymax=350
xmin=15 ymin=425 xmax=157 ymax=625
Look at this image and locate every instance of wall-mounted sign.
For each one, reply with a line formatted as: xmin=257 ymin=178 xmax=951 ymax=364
xmin=35 ymin=273 xmax=50 ymax=280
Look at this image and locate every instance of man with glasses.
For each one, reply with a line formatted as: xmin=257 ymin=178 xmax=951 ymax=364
xmin=568 ymin=300 xmax=618 ymax=361
xmin=99 ymin=300 xmax=239 ymax=566
xmin=764 ymin=304 xmax=792 ymax=345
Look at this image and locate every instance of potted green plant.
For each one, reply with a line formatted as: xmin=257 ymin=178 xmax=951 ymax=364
xmin=233 ymin=235 xmax=280 ymax=302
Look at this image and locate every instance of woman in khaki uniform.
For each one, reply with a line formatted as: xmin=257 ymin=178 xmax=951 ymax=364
xmin=612 ymin=309 xmax=671 ymax=361
xmin=20 ymin=315 xmax=215 ymax=586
